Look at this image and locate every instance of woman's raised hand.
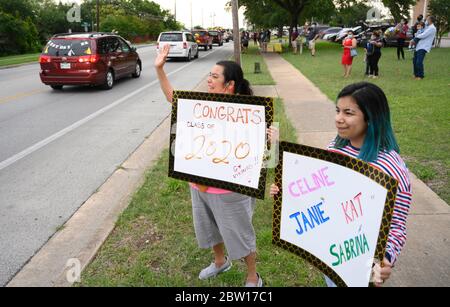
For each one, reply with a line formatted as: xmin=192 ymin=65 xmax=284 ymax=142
xmin=155 ymin=44 xmax=170 ymax=69
xmin=267 ymin=126 xmax=279 ymax=145
xmin=269 ymin=184 xmax=280 ymax=197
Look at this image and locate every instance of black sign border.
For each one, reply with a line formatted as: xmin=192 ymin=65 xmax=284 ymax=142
xmin=168 ymin=90 xmax=274 ymax=199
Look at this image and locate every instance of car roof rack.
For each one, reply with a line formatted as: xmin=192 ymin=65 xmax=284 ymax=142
xmin=52 ymin=32 xmax=86 ymax=38
xmin=88 ymin=32 xmax=117 ymax=38
xmin=51 ymin=32 xmax=117 ymax=38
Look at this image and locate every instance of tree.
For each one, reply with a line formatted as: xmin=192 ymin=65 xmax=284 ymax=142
xmin=0 ymin=12 xmax=40 ymax=55
xmin=300 ymin=0 xmax=335 ymax=25
xmin=241 ymin=0 xmax=288 ymax=30
xmin=428 ymin=0 xmax=450 ymax=47
xmin=382 ymin=0 xmax=416 ymax=22
xmin=81 ymin=0 xmax=180 ymax=41
xmin=271 ymin=0 xmax=311 ymax=39
xmin=35 ymin=0 xmax=73 ymax=42
xmin=0 ymin=0 xmax=38 ymax=21
xmin=331 ymin=0 xmax=371 ymax=27
xmin=240 ymin=0 xmax=314 ymax=46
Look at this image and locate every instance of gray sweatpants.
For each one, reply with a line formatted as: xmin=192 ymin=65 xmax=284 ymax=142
xmin=190 ymin=187 xmax=257 ymax=260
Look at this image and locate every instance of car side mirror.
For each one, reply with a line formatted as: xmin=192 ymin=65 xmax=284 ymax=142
xmin=131 ymin=46 xmax=137 ymax=52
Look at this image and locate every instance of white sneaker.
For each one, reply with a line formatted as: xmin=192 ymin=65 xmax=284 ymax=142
xmin=198 ymin=257 xmax=232 ymax=280
xmin=245 ymin=273 xmax=263 ymax=287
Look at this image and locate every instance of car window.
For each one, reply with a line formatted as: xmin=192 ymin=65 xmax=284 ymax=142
xmin=193 ymin=31 xmax=207 ymax=36
xmin=160 ymin=33 xmax=183 ymax=42
xmin=110 ymin=37 xmax=123 ymax=53
xmin=186 ymin=33 xmax=195 ymax=42
xmin=97 ymin=38 xmax=107 ymax=54
xmin=209 ymin=31 xmax=218 ymax=36
xmin=119 ymin=38 xmax=130 ymax=52
xmin=43 ymin=39 xmax=92 ymax=56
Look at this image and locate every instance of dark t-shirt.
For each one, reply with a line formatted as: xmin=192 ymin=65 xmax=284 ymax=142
xmin=369 ymin=38 xmax=383 ymax=55
xmin=307 ymin=27 xmax=318 ymax=40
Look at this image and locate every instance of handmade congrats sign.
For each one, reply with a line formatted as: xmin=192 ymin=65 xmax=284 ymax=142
xmin=273 ymin=142 xmax=398 ymax=287
xmin=168 ymin=91 xmax=274 ymax=199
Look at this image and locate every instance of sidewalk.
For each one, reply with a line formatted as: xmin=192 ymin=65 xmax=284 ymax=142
xmin=262 ymin=52 xmax=450 ymax=287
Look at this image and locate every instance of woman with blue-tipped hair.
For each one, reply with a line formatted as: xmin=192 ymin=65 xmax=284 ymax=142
xmin=270 ymin=82 xmax=412 ymax=286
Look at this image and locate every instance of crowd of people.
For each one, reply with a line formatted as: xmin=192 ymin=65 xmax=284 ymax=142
xmin=284 ymin=16 xmax=437 ymax=80
xmin=338 ymin=14 xmax=437 ymax=79
xmin=240 ymin=30 xmax=272 ymax=53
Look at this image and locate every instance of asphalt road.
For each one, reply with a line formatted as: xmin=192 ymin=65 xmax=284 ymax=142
xmin=0 ymin=42 xmax=234 ymax=286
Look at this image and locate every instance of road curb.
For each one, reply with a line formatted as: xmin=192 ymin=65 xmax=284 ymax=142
xmin=7 ymin=75 xmax=208 ymax=287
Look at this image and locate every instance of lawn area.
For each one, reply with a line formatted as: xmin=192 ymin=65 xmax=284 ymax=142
xmin=282 ymin=41 xmax=450 ymax=204
xmin=241 ymin=45 xmax=275 ymax=85
xmin=78 ymin=96 xmax=324 ymax=287
xmin=0 ymin=53 xmax=40 ymax=67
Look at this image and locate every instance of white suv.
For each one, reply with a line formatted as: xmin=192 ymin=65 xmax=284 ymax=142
xmin=157 ymin=31 xmax=199 ymax=61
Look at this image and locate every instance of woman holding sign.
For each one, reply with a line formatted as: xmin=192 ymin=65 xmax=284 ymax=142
xmin=155 ymin=44 xmax=276 ymax=287
xmin=270 ymin=82 xmax=411 ymax=286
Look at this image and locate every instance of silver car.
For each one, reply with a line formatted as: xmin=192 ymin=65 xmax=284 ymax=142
xmin=157 ymin=31 xmax=199 ymax=61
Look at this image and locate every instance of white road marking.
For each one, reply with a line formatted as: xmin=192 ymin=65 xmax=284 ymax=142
xmin=0 ymin=47 xmax=223 ymax=171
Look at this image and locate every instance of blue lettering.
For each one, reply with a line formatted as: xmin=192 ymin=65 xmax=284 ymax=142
xmin=289 ymin=212 xmax=304 ymax=235
xmin=290 ymin=201 xmax=331 ymax=236
xmin=316 ymin=202 xmax=330 ymax=223
xmin=301 ymin=211 xmax=313 ymax=232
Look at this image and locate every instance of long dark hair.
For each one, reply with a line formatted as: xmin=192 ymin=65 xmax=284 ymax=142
xmin=216 ymin=60 xmax=253 ymax=96
xmin=334 ymin=82 xmax=399 ymax=162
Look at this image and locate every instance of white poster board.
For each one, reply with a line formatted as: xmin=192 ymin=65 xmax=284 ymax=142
xmin=273 ymin=142 xmax=397 ymax=287
xmin=169 ymin=91 xmax=273 ymax=199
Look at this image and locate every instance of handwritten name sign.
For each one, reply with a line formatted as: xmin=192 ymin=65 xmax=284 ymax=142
xmin=168 ymin=91 xmax=273 ymax=199
xmin=273 ymin=142 xmax=397 ymax=287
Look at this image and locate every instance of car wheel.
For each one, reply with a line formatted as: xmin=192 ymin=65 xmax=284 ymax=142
xmin=194 ymin=49 xmax=199 ymax=59
xmin=209 ymin=44 xmax=212 ymax=50
xmin=50 ymin=85 xmax=63 ymax=90
xmin=132 ymin=62 xmax=141 ymax=78
xmin=204 ymin=45 xmax=208 ymax=51
xmin=103 ymin=69 xmax=114 ymax=90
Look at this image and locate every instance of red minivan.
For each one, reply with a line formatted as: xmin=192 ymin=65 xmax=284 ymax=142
xmin=39 ymin=33 xmax=142 ymax=90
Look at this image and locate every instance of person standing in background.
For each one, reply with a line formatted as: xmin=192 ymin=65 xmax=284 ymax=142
xmin=413 ymin=16 xmax=437 ymax=80
xmin=341 ymin=30 xmax=357 ymax=78
xmin=366 ymin=30 xmax=384 ymax=78
xmin=396 ymin=19 xmax=409 ymax=60
xmin=307 ymin=23 xmax=320 ymax=56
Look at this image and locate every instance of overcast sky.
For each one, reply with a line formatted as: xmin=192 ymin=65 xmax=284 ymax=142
xmin=152 ymin=0 xmax=245 ymax=29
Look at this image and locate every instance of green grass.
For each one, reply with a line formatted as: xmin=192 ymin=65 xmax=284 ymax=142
xmin=282 ymin=41 xmax=450 ymax=204
xmin=0 ymin=53 xmax=40 ymax=67
xmin=241 ymin=45 xmax=275 ymax=85
xmin=78 ymin=97 xmax=325 ymax=287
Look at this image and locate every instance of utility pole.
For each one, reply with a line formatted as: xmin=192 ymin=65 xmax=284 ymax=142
xmin=96 ymin=0 xmax=100 ymax=32
xmin=231 ymin=0 xmax=241 ymax=66
xmin=174 ymin=0 xmax=176 ymax=21
xmin=190 ymin=0 xmax=193 ymax=30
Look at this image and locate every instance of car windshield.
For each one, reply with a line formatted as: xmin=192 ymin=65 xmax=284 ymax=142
xmin=43 ymin=39 xmax=92 ymax=56
xmin=160 ymin=33 xmax=183 ymax=41
xmin=209 ymin=31 xmax=218 ymax=35
xmin=193 ymin=31 xmax=207 ymax=36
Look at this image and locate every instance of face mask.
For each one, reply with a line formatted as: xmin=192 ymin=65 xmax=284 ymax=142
xmin=348 ymin=35 xmax=353 ymax=38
